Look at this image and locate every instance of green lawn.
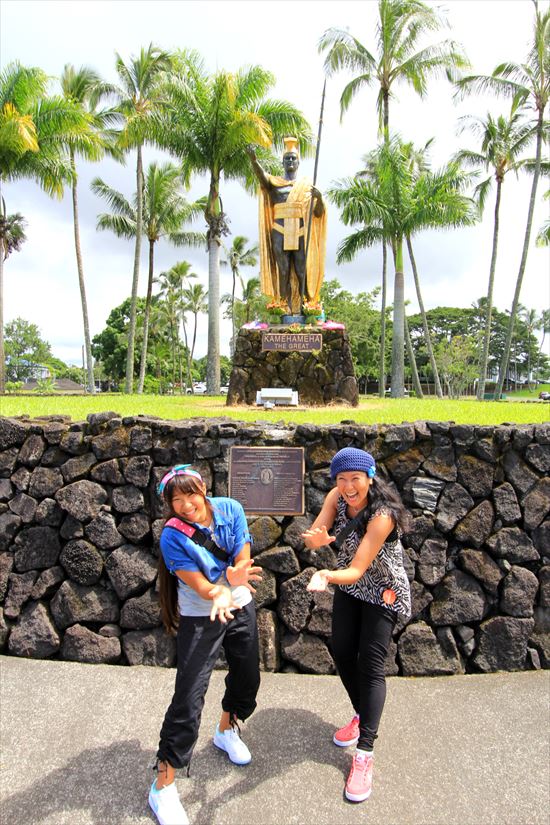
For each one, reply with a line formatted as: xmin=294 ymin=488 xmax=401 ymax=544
xmin=1 ymin=393 xmax=548 ymax=426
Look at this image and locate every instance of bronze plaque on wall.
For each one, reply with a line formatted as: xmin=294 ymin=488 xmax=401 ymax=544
xmin=262 ymin=332 xmax=322 ymax=352
xmin=229 ymin=446 xmax=304 ymax=515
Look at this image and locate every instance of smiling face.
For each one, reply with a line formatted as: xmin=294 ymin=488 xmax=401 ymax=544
xmin=335 ymin=470 xmax=371 ymax=512
xmin=170 ymin=486 xmax=210 ymax=525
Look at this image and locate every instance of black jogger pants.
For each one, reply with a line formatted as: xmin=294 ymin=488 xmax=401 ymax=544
xmin=331 ymin=587 xmax=397 ymax=751
xmin=157 ymin=600 xmax=260 ymax=769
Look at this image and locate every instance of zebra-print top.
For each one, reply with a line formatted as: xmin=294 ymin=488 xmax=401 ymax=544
xmin=334 ymin=496 xmax=411 ymax=617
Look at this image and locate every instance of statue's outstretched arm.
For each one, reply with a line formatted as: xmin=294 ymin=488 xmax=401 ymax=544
xmin=246 ymin=145 xmax=271 ymax=191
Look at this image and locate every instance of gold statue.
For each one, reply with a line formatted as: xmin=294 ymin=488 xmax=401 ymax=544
xmin=247 ymin=137 xmax=327 ymax=315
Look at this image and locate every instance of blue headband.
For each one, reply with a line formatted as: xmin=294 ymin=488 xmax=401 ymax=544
xmin=330 ymin=448 xmax=376 ymax=481
xmin=157 ymin=464 xmax=203 ymax=495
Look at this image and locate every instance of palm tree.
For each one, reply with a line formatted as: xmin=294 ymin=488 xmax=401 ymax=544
xmin=92 ymin=162 xmax=204 ymax=393
xmin=155 ymin=261 xmax=199 ymax=390
xmin=0 ymin=211 xmax=26 ymax=391
xmin=319 ymin=0 xmax=468 ymax=396
xmin=535 ymin=307 xmax=550 ymax=381
xmin=455 ymin=3 xmax=550 ymax=398
xmin=240 ymin=276 xmax=262 ymax=325
xmin=520 ymin=305 xmax=538 ymax=389
xmin=165 ymin=52 xmax=312 ymax=393
xmin=112 ymin=44 xmax=174 ymax=393
xmin=221 ymin=235 xmax=258 ymax=354
xmin=60 ymin=63 xmax=119 ymax=394
xmin=329 ymin=137 xmax=476 ymax=396
xmin=456 ymin=107 xmax=539 ymax=399
xmin=319 ymin=0 xmax=468 ymax=134
xmin=182 ymin=282 xmax=208 ymax=380
xmin=0 ymin=61 xmax=91 ymax=393
xmin=361 ymin=139 xmax=445 ymax=396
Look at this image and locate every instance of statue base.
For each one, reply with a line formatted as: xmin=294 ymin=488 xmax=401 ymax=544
xmin=226 ymin=327 xmax=358 ymax=407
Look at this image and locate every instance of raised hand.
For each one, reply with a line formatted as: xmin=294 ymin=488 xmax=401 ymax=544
xmin=209 ymin=584 xmax=239 ymax=623
xmin=226 ymin=558 xmax=263 ymax=593
xmin=307 ymin=570 xmax=331 ymax=592
xmin=301 ymin=524 xmax=336 ymax=549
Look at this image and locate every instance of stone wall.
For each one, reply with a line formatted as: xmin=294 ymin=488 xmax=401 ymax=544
xmin=227 ymin=327 xmax=358 ymax=406
xmin=0 ymin=413 xmax=548 ymax=675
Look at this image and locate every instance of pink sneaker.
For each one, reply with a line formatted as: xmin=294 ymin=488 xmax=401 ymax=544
xmin=333 ymin=714 xmax=359 ymax=747
xmin=345 ymin=750 xmax=373 ymax=802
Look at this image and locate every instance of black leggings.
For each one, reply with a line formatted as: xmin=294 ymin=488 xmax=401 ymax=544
xmin=157 ymin=600 xmax=260 ymax=769
xmin=331 ymin=587 xmax=397 ymax=751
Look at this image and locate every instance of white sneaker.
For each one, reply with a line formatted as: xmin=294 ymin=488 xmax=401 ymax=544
xmin=148 ymin=780 xmax=189 ymax=825
xmin=213 ymin=724 xmax=251 ymax=765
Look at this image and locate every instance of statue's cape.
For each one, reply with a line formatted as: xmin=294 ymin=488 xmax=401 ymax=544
xmin=258 ymin=174 xmax=327 ymax=312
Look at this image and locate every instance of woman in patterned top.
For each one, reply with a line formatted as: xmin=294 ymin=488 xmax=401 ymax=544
xmin=302 ymin=447 xmax=411 ymax=804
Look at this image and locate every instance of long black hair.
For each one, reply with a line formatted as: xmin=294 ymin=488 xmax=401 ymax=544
xmin=367 ymin=474 xmax=411 ymax=534
xmin=157 ymin=474 xmax=213 ymax=635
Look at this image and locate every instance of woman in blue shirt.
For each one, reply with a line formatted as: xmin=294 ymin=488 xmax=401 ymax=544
xmin=149 ymin=465 xmax=262 ymax=825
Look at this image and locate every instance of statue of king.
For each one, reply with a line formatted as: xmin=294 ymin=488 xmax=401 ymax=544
xmin=247 ymin=137 xmax=327 ymax=315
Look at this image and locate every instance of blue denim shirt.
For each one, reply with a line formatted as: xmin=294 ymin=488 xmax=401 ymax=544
xmin=160 ymin=497 xmax=251 ymax=584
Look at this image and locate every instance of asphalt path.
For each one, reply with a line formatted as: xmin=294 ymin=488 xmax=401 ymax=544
xmin=1 ymin=656 xmax=548 ymax=825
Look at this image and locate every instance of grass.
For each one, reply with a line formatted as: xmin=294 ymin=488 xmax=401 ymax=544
xmin=1 ymin=393 xmax=548 ymax=426
xmin=506 ymin=383 xmax=550 ymax=399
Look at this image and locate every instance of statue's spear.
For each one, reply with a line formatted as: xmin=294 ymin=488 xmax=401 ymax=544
xmin=303 ymin=78 xmax=327 ymax=306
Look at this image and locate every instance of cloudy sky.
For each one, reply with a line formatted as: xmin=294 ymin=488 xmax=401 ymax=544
xmin=2 ymin=0 xmax=548 ymax=365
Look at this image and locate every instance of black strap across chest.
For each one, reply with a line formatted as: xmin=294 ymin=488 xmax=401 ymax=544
xmin=166 ymin=517 xmax=230 ymax=563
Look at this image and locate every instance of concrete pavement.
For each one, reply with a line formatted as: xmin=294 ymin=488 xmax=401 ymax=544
xmin=0 ymin=656 xmax=548 ymax=825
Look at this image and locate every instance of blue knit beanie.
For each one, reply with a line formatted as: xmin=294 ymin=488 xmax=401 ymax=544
xmin=330 ymin=447 xmax=376 ymax=481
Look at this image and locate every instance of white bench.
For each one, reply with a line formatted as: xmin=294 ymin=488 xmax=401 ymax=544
xmin=256 ymin=387 xmax=299 ymax=406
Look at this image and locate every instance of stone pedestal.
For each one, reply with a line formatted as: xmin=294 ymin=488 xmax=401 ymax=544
xmin=226 ymin=327 xmax=358 ymax=406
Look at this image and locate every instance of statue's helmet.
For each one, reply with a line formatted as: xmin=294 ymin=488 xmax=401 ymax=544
xmin=283 ymin=136 xmax=300 ymax=158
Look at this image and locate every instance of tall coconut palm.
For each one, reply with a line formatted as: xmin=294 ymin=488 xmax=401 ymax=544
xmin=361 ymin=139 xmax=445 ymax=396
xmin=319 ymin=0 xmax=468 ymax=133
xmin=155 ymin=261 xmax=199 ymax=390
xmin=181 ymin=281 xmax=208 ymax=381
xmin=92 ymin=162 xmax=204 ymax=393
xmin=0 ymin=62 xmax=91 ymax=393
xmin=319 ymin=0 xmax=468 ymax=396
xmin=455 ymin=107 xmax=539 ymax=399
xmin=456 ymin=4 xmax=550 ymax=398
xmin=60 ymin=63 xmax=119 ymax=394
xmin=240 ymin=276 xmax=262 ymax=325
xmin=165 ymin=52 xmax=312 ymax=393
xmin=221 ymin=235 xmax=258 ymax=354
xmin=329 ymin=137 xmax=476 ymax=396
xmin=112 ymin=44 xmax=174 ymax=393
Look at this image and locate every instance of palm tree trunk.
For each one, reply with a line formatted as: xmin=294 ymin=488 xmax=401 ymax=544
xmin=478 ymin=178 xmax=502 ymax=400
xmin=137 ymin=237 xmax=155 ymax=394
xmin=390 ymin=237 xmax=405 ymax=397
xmin=125 ymin=143 xmax=144 ymax=394
xmin=231 ymin=265 xmax=237 ymax=357
xmin=206 ymin=232 xmax=221 ymax=394
xmin=180 ymin=314 xmax=192 ymax=391
xmin=404 ymin=313 xmax=423 ymax=398
xmin=378 ymin=242 xmax=387 ymax=397
xmin=495 ymin=110 xmax=544 ymax=399
xmin=70 ymin=153 xmax=95 ymax=394
xmin=406 ymin=235 xmax=443 ymax=398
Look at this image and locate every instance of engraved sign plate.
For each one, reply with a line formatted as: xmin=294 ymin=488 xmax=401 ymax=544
xmin=262 ymin=332 xmax=322 ymax=352
xmin=229 ymin=446 xmax=304 ymax=515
